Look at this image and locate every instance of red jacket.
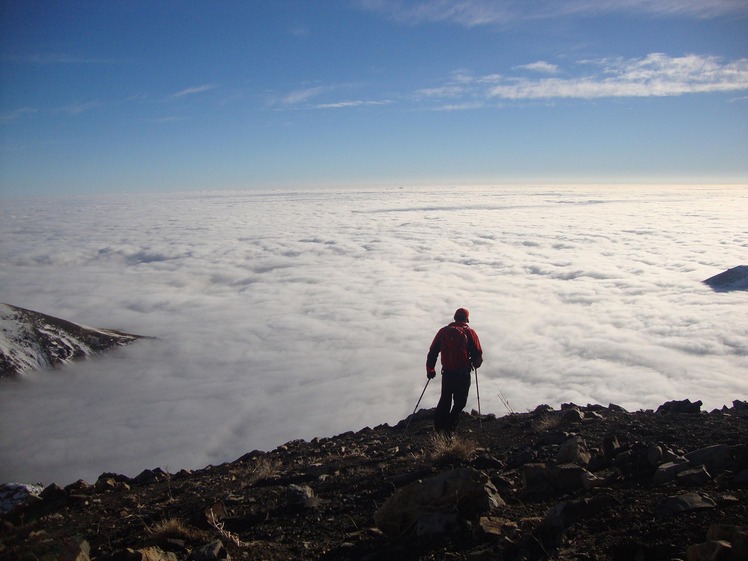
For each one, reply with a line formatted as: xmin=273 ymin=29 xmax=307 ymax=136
xmin=427 ymin=321 xmax=483 ymax=372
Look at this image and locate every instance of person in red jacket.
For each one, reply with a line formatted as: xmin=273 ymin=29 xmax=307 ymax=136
xmin=426 ymin=308 xmax=483 ymax=433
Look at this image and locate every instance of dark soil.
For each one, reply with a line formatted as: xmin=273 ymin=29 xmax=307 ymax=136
xmin=2 ymin=400 xmax=747 ymax=561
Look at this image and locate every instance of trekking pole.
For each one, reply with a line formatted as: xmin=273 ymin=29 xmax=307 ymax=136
xmin=404 ymin=378 xmax=430 ymax=433
xmin=474 ymin=366 xmax=482 ymax=430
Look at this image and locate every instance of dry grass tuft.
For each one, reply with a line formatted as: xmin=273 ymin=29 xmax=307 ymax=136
xmin=427 ymin=433 xmax=478 ymax=464
xmin=533 ymin=413 xmax=562 ymax=432
xmin=247 ymin=456 xmax=282 ymax=483
xmin=150 ymin=517 xmax=198 ymax=540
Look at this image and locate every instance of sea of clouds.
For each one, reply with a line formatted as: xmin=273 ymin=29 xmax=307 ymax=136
xmin=0 ymin=184 xmax=746 ymax=485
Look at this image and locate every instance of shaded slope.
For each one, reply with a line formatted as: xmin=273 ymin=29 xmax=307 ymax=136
xmin=703 ymin=265 xmax=748 ymax=292
xmin=0 ymin=303 xmax=143 ymax=378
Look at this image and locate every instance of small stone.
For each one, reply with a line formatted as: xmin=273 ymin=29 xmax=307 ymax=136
xmin=95 ymin=478 xmax=117 ymax=492
xmin=561 ymin=408 xmax=584 ymax=424
xmin=133 ymin=469 xmax=157 ymax=484
xmin=662 ymin=447 xmax=681 ymax=463
xmin=375 ymin=467 xmax=503 ymax=537
xmin=685 ymin=444 xmax=729 ymax=472
xmin=287 ymin=484 xmax=320 ymax=508
xmin=522 ymin=463 xmax=549 ymax=493
xmin=471 ymin=453 xmax=505 ymax=470
xmin=542 ymin=500 xmax=585 ymax=532
xmin=511 ymin=448 xmax=537 ymax=467
xmin=602 ymin=435 xmax=620 ymax=459
xmin=647 ymin=445 xmax=663 ymax=468
xmin=110 ymin=548 xmax=177 ymax=561
xmin=557 ymin=436 xmax=591 ymax=466
xmin=732 ymin=469 xmax=748 ymax=486
xmin=587 ymin=453 xmax=610 ymax=472
xmin=40 ymin=483 xmax=66 ymax=501
xmin=686 ymin=540 xmax=732 ymax=561
xmin=658 ymin=493 xmax=717 ymax=515
xmin=538 ymin=431 xmax=570 ymax=446
xmin=706 ymin=523 xmax=748 ymax=542
xmin=676 ymin=466 xmax=711 ymax=487
xmin=475 ymin=516 xmax=517 ymax=539
xmin=652 ymin=458 xmax=691 ymax=485
xmin=64 ymin=480 xmax=93 ymax=495
xmin=580 ymin=471 xmax=605 ymax=490
xmin=188 ymin=540 xmax=230 ymax=561
xmin=61 ymin=539 xmax=91 ymax=561
xmin=414 ymin=512 xmax=459 ymax=539
xmin=656 ymin=399 xmax=703 ymax=414
xmin=201 ymin=501 xmax=229 ymax=526
xmin=553 ymin=464 xmax=587 ymax=490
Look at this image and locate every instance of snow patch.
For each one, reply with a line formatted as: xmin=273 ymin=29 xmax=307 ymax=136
xmin=0 ymin=303 xmax=142 ymax=377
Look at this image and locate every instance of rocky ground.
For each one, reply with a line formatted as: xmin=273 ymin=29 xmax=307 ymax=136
xmin=1 ymin=399 xmax=747 ymax=561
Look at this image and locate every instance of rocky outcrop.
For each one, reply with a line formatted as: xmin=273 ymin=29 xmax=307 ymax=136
xmin=687 ymin=524 xmax=748 ymax=561
xmin=0 ymin=303 xmax=143 ymax=377
xmin=374 ymin=467 xmax=504 ymax=538
xmin=703 ymin=265 xmax=748 ymax=292
xmin=2 ymin=399 xmax=747 ymax=560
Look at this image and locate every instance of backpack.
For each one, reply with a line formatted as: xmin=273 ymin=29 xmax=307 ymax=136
xmin=440 ymin=324 xmax=471 ymax=371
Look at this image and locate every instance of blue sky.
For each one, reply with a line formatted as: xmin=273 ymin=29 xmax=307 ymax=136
xmin=1 ymin=0 xmax=747 ymax=195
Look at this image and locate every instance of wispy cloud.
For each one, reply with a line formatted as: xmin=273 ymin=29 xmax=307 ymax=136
xmin=432 ymin=101 xmax=486 ymax=111
xmin=152 ymin=116 xmax=186 ymax=123
xmin=56 ymin=94 xmax=146 ymax=118
xmin=3 ymin=53 xmax=123 ymax=64
xmin=416 ymin=83 xmax=469 ymax=99
xmin=360 ymin=0 xmax=516 ymax=26
xmin=361 ymin=0 xmax=748 ymax=26
xmin=492 ymin=54 xmax=748 ymax=99
xmin=415 ymin=70 xmax=502 ymax=102
xmin=0 ymin=107 xmax=37 ymax=123
xmin=62 ymin=100 xmax=101 ymax=116
xmin=289 ymin=25 xmax=310 ymax=38
xmin=559 ymin=0 xmax=748 ymax=19
xmin=315 ymin=99 xmax=392 ymax=109
xmin=419 ymin=54 xmax=748 ymax=106
xmin=171 ymin=84 xmax=218 ymax=98
xmin=515 ymin=61 xmax=560 ymax=74
xmin=280 ymin=86 xmax=329 ymax=105
xmin=276 ymin=83 xmax=389 ymax=108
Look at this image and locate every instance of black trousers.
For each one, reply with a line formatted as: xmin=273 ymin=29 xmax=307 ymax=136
xmin=434 ymin=368 xmax=471 ymax=433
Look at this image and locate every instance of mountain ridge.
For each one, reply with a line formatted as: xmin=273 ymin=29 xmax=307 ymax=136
xmin=2 ymin=399 xmax=746 ymax=561
xmin=0 ymin=303 xmax=143 ymax=378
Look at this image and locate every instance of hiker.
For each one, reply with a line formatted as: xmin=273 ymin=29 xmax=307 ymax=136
xmin=426 ymin=308 xmax=483 ymax=433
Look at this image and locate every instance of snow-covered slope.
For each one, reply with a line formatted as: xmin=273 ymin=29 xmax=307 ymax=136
xmin=0 ymin=303 xmax=142 ymax=378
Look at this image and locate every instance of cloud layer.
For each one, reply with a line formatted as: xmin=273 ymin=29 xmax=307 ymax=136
xmin=0 ymin=185 xmax=746 ymax=485
xmin=415 ymin=54 xmax=748 ymax=107
xmin=362 ymin=0 xmax=748 ymax=27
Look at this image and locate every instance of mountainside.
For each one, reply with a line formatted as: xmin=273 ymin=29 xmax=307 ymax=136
xmin=703 ymin=265 xmax=748 ymax=292
xmin=0 ymin=303 xmax=142 ymax=378
xmin=2 ymin=399 xmax=747 ymax=561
